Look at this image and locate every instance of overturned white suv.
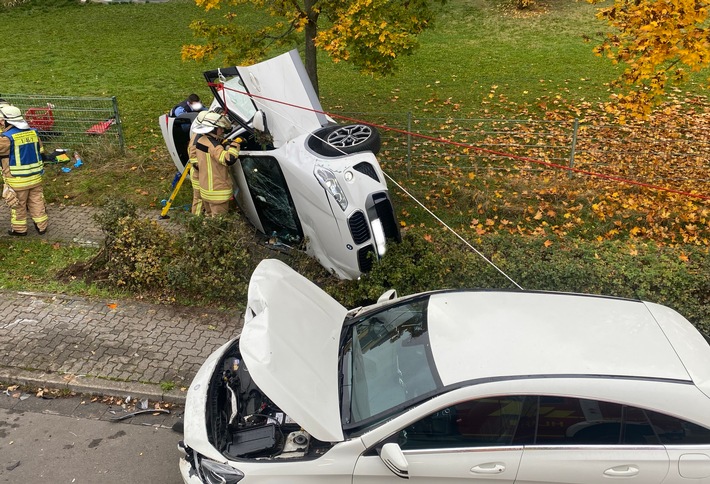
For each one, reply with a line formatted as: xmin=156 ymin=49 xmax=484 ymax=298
xmin=159 ymin=50 xmax=400 ymax=279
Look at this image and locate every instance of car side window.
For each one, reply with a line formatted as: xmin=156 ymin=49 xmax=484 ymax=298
xmin=532 ymin=396 xmax=627 ymax=445
xmin=515 ymin=396 xmax=710 ymax=446
xmin=398 ymin=397 xmax=526 ymax=450
xmin=646 ymin=410 xmax=710 ymax=444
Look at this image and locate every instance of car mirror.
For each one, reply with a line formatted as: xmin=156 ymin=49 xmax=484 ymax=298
xmin=379 ymin=442 xmax=409 ymax=478
xmin=253 ymin=110 xmax=267 ymax=132
xmin=377 ymin=289 xmax=398 ymax=304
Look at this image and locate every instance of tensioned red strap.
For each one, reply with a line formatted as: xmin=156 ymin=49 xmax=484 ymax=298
xmin=208 ymin=82 xmax=710 ymax=202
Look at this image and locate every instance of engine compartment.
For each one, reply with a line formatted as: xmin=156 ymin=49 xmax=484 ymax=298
xmin=206 ymin=341 xmax=334 ymax=460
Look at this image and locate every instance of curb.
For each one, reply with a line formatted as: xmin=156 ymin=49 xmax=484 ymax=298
xmin=0 ymin=368 xmax=187 ymax=405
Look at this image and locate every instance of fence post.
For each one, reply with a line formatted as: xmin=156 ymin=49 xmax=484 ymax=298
xmin=568 ymin=117 xmax=579 ymax=178
xmin=112 ymin=96 xmax=125 ymax=152
xmin=407 ymin=111 xmax=412 ymax=177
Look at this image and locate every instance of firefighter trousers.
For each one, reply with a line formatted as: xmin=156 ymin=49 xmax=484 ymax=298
xmin=11 ymin=184 xmax=48 ymax=234
xmin=203 ymin=200 xmax=229 ymax=217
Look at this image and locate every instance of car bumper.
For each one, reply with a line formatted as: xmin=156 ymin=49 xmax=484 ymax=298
xmin=179 ymin=456 xmax=203 ymax=484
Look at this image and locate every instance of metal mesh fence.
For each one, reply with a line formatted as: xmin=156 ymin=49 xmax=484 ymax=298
xmin=0 ymin=93 xmax=124 ymax=151
xmin=337 ymin=112 xmax=710 ymax=188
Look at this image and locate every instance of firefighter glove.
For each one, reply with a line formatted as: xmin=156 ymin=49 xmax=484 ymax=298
xmin=2 ymin=184 xmax=20 ymax=209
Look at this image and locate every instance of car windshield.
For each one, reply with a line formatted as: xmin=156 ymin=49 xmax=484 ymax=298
xmin=215 ymin=72 xmax=257 ymax=122
xmin=340 ymin=296 xmax=441 ymax=428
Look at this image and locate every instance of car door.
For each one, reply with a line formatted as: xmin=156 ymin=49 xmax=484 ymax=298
xmin=515 ymin=396 xmax=669 ymax=484
xmin=352 ymin=396 xmax=525 ymax=483
xmin=643 ymin=409 xmax=710 ymax=483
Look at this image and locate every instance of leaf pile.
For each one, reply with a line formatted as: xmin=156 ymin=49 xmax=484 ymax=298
xmin=381 ymin=92 xmax=710 ymax=251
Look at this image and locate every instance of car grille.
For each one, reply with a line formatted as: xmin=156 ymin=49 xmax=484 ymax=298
xmin=348 ymin=211 xmax=371 ymax=245
xmin=353 ymin=162 xmax=379 ymax=182
xmin=358 ymin=245 xmax=376 ymax=272
xmin=371 ymin=192 xmax=401 ymax=242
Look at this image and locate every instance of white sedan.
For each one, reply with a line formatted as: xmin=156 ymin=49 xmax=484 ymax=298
xmin=179 ymin=259 xmax=710 ymax=483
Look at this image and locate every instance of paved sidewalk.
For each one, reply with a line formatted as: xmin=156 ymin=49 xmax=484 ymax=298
xmin=0 ymin=204 xmax=238 ymax=403
xmin=0 ymin=203 xmax=105 ymax=246
xmin=0 ymin=291 xmax=241 ymax=404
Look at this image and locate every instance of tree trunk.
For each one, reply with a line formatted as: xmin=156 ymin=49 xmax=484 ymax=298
xmin=304 ymin=0 xmax=319 ymax=97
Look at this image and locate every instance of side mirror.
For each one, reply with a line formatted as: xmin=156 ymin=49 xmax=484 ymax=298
xmin=253 ymin=110 xmax=267 ymax=132
xmin=377 ymin=289 xmax=398 ymax=304
xmin=379 ymin=442 xmax=409 ymax=479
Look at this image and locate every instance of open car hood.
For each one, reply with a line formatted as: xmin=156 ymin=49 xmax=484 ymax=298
xmin=239 ymin=259 xmax=348 ymax=442
xmin=205 ymin=49 xmax=329 ymax=148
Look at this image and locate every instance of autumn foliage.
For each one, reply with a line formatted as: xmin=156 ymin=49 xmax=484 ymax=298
xmin=375 ymin=91 xmax=710 ymax=252
xmin=589 ymin=0 xmax=710 ymax=119
xmin=183 ymin=0 xmax=443 ymax=93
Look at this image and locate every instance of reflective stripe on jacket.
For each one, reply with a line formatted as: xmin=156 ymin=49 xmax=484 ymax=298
xmin=188 ymin=134 xmax=200 ymax=190
xmin=196 ymin=134 xmax=239 ymax=203
xmin=0 ymin=126 xmax=44 ymax=189
xmin=2 ymin=127 xmax=43 ymax=177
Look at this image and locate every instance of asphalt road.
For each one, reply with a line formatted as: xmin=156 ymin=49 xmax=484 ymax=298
xmin=0 ymin=390 xmax=184 ymax=483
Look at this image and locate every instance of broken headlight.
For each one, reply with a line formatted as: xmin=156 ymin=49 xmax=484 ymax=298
xmin=198 ymin=457 xmax=244 ymax=484
xmin=314 ymin=166 xmax=348 ymax=211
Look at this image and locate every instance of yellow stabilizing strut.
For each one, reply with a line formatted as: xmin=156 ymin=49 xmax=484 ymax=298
xmin=159 ymin=163 xmax=192 ymax=219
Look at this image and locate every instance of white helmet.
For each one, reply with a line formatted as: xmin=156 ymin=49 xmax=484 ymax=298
xmin=204 ymin=111 xmax=232 ymax=129
xmin=0 ymin=105 xmax=29 ymax=129
xmin=191 ymin=110 xmax=213 ymax=134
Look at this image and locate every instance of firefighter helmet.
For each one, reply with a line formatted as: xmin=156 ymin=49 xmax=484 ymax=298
xmin=0 ymin=105 xmax=30 ymax=129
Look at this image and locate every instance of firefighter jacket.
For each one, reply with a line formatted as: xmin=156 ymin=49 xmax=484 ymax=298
xmin=188 ymin=134 xmax=200 ymax=191
xmin=0 ymin=125 xmax=44 ymax=190
xmin=196 ymin=133 xmax=240 ymax=203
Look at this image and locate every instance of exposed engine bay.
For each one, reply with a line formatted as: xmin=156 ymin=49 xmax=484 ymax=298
xmin=206 ymin=340 xmax=334 ymax=460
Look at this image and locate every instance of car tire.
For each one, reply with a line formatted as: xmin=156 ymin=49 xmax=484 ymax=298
xmin=308 ymin=124 xmax=381 ymax=156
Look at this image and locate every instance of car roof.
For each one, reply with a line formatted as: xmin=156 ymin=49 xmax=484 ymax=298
xmin=426 ymin=291 xmax=698 ymax=386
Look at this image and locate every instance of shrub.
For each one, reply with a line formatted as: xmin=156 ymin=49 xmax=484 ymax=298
xmin=86 ymin=201 xmax=710 ymax=331
xmin=106 ymin=216 xmax=178 ymax=291
xmin=166 ymin=214 xmax=254 ymax=304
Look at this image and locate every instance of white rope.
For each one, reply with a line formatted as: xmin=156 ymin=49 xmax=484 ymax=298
xmin=383 ymin=171 xmax=524 ymax=290
xmin=217 ymin=83 xmax=523 ymax=289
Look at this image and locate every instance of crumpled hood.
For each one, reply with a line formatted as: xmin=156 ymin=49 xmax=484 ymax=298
xmin=240 ymin=259 xmax=348 ymax=442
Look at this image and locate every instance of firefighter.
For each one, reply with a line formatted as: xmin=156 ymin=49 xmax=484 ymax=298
xmin=195 ymin=111 xmax=240 ymax=216
xmin=0 ymin=105 xmax=48 ymax=236
xmin=187 ymin=110 xmax=211 ymax=215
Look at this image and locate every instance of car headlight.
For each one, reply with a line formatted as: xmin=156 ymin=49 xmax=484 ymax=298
xmin=314 ymin=166 xmax=348 ymax=211
xmin=198 ymin=457 xmax=245 ymax=484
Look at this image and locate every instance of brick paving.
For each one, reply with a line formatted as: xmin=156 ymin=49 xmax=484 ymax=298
xmin=0 ymin=204 xmax=241 ymax=402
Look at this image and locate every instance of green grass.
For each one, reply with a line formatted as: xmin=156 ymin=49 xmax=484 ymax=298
xmin=1 ymin=0 xmax=708 ymax=311
xmin=0 ymin=238 xmax=106 ymax=293
xmin=0 ymin=0 xmax=636 ymax=210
